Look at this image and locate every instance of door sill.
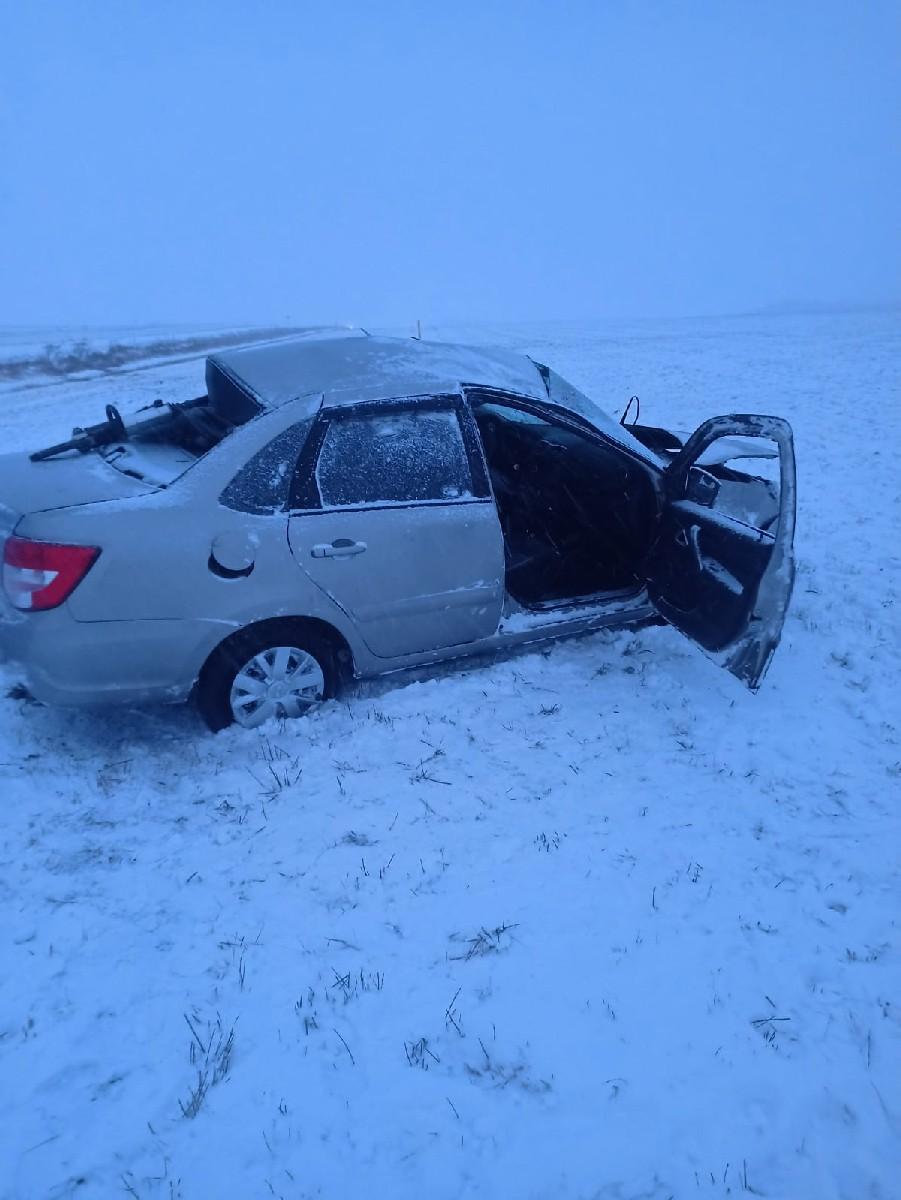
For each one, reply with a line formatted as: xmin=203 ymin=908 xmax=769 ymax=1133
xmin=498 ymin=587 xmax=651 ymax=636
xmin=513 ymin=585 xmax=643 ymax=614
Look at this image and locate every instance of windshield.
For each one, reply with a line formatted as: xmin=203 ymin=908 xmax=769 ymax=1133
xmin=539 ymin=366 xmax=666 ymax=464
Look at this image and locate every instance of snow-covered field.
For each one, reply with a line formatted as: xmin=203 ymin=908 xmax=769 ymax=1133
xmin=1 ymin=312 xmax=899 ymax=1199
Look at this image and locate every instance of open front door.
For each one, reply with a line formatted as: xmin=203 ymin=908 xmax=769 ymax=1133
xmin=644 ymin=415 xmax=796 ymax=690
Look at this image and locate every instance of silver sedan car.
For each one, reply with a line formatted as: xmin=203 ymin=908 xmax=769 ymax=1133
xmin=0 ymin=331 xmax=796 ymax=730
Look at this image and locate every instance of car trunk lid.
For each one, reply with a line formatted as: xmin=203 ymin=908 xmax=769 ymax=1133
xmin=0 ymin=450 xmax=159 ymax=517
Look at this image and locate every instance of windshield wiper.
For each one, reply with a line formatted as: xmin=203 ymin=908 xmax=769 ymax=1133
xmin=31 ymin=404 xmax=128 ymax=461
xmin=30 ymin=398 xmax=209 ymax=463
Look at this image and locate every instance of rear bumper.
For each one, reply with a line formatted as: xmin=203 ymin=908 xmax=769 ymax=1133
xmin=0 ymin=606 xmax=236 ymax=708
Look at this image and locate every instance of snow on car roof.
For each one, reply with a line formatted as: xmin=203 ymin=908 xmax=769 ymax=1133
xmin=209 ymin=332 xmax=548 ymax=410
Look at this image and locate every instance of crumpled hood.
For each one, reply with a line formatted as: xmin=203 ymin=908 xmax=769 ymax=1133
xmin=0 ymin=450 xmax=157 ymax=518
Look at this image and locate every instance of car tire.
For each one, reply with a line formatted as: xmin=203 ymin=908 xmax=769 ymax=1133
xmin=196 ymin=621 xmax=338 ymax=733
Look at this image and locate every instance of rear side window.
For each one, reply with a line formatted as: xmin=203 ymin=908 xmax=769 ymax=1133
xmin=315 ymin=407 xmax=473 ymax=507
xmin=220 ymin=418 xmax=313 ymax=514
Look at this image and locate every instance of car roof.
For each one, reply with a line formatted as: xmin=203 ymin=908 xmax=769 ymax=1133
xmin=209 ymin=330 xmax=548 ymax=410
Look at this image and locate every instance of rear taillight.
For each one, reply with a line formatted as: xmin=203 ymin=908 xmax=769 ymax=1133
xmin=2 ymin=536 xmax=100 ymax=611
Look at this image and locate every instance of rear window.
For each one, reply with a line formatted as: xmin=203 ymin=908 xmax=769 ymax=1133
xmin=92 ymin=398 xmax=248 ymax=486
xmin=28 ymin=358 xmax=265 ymax=488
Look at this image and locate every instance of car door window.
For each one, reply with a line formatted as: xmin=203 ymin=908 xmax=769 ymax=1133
xmin=706 ymin=445 xmax=782 ymax=531
xmin=314 ymin=407 xmax=474 ymax=507
xmin=220 ymin=418 xmax=314 ymax=514
xmin=475 ymin=401 xmax=550 ymax=428
xmin=471 ymin=393 xmax=658 ymax=604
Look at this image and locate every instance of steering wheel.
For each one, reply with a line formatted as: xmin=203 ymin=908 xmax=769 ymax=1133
xmin=105 ymin=404 xmax=127 ymax=441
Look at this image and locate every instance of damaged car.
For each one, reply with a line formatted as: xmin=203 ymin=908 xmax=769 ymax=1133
xmin=0 ymin=330 xmax=795 ymax=730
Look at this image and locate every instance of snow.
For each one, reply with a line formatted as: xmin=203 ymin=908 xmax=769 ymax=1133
xmin=1 ymin=311 xmax=900 ymax=1199
xmin=315 ymin=408 xmax=475 ymax=505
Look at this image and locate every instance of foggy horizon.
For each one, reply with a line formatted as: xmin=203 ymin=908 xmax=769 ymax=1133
xmin=2 ymin=1 xmax=899 ymax=327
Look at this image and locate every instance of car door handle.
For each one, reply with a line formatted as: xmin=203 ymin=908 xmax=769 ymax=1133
xmin=675 ymin=524 xmax=703 ymax=571
xmin=310 ymin=539 xmax=368 ymax=558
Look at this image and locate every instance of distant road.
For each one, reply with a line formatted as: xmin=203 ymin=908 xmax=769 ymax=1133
xmin=0 ymin=326 xmax=312 ymax=389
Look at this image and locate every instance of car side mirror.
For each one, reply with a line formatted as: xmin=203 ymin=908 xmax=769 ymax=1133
xmin=685 ymin=466 xmax=719 ymax=507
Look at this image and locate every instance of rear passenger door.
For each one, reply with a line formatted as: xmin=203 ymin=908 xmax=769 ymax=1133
xmin=287 ymin=395 xmax=505 ymax=659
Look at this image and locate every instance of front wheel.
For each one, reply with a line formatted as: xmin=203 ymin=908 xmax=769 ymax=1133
xmin=196 ymin=622 xmax=337 ymax=732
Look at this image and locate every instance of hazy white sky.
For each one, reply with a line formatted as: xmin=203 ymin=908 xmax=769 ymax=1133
xmin=1 ymin=0 xmax=898 ymax=326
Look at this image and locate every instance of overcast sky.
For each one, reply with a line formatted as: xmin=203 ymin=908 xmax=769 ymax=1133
xmin=1 ymin=1 xmax=898 ymax=327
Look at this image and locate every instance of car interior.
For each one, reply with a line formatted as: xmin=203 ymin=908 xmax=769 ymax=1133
xmin=471 ymin=397 xmax=659 ymax=609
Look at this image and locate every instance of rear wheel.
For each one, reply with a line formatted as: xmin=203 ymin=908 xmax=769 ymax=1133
xmin=196 ymin=622 xmax=338 ymax=732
